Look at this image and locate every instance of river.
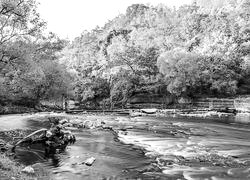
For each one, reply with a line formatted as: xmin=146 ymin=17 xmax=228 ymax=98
xmin=0 ymin=112 xmax=249 ymax=179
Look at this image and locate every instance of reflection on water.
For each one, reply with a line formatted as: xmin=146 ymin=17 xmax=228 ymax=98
xmin=0 ymin=112 xmax=250 ymax=179
xmin=50 ymin=130 xmax=153 ymax=180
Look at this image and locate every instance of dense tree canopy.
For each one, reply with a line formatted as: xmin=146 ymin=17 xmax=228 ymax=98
xmin=0 ymin=0 xmax=71 ymax=107
xmin=1 ymin=0 xmax=250 ymax=109
xmin=59 ymin=0 xmax=250 ymax=108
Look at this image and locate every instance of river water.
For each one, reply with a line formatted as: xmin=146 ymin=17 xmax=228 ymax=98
xmin=0 ymin=112 xmax=250 ymax=180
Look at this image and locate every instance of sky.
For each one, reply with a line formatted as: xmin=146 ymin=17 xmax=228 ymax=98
xmin=36 ymin=0 xmax=193 ymax=40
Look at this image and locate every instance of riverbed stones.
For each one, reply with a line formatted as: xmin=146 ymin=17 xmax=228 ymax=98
xmin=138 ymin=163 xmax=161 ymax=173
xmin=77 ymin=122 xmax=84 ymax=128
xmin=63 ymin=122 xmax=73 ymax=127
xmin=130 ymin=112 xmax=143 ymax=117
xmin=73 ymin=119 xmax=107 ymax=130
xmin=46 ymin=130 xmax=53 ymax=138
xmin=156 ymin=156 xmax=180 ymax=166
xmin=70 ymin=118 xmax=83 ymax=126
xmin=83 ymin=120 xmax=92 ymax=129
xmin=21 ymin=166 xmax=35 ymax=174
xmin=141 ymin=108 xmax=158 ymax=114
xmin=59 ymin=119 xmax=68 ymax=125
xmin=119 ymin=131 xmax=128 ymax=135
xmin=31 ymin=163 xmax=50 ymax=177
xmin=65 ymin=127 xmax=78 ymax=131
xmin=84 ymin=157 xmax=96 ymax=166
xmin=102 ymin=125 xmax=113 ymax=130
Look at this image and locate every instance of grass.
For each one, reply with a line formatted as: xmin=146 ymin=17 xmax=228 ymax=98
xmin=0 ymin=154 xmax=51 ymax=180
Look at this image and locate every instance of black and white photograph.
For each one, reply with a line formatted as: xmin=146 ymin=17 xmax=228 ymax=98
xmin=0 ymin=0 xmax=250 ymax=179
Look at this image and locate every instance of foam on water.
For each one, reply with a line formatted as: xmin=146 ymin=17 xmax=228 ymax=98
xmin=118 ymin=131 xmax=213 ymax=159
xmin=2 ymin=113 xmax=250 ymax=179
xmin=117 ymin=115 xmax=250 ymax=179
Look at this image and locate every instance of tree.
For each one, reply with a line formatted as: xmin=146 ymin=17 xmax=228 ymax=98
xmin=157 ymin=48 xmax=201 ymax=96
xmin=0 ymin=0 xmax=45 ymax=57
xmin=0 ymin=0 xmax=71 ymax=107
xmin=59 ymin=1 xmax=250 ymax=108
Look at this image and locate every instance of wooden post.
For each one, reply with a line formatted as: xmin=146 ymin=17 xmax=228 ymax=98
xmin=62 ymin=95 xmax=65 ymax=110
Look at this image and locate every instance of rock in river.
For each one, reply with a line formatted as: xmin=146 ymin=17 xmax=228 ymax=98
xmin=59 ymin=119 xmax=69 ymax=125
xmin=22 ymin=166 xmax=35 ymax=174
xmin=84 ymin=157 xmax=96 ymax=166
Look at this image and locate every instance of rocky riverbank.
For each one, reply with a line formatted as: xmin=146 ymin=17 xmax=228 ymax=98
xmin=0 ymin=130 xmax=51 ymax=180
xmin=0 ymin=114 xmax=77 ymax=180
xmin=0 ymin=111 xmax=249 ymax=179
xmin=0 ymin=104 xmax=37 ymax=115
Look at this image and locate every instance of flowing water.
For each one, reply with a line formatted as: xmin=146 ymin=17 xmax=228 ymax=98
xmin=0 ymin=112 xmax=250 ymax=179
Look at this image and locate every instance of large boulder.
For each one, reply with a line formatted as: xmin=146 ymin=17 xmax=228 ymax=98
xmin=84 ymin=157 xmax=96 ymax=166
xmin=22 ymin=166 xmax=35 ymax=174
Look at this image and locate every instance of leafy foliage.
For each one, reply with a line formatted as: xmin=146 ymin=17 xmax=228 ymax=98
xmin=0 ymin=0 xmax=71 ymax=107
xmin=58 ymin=1 xmax=250 ymax=108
